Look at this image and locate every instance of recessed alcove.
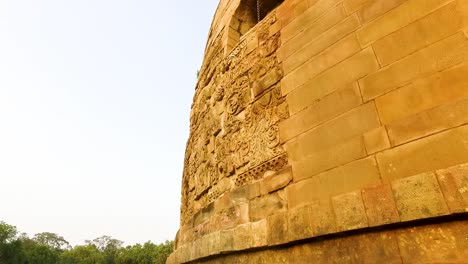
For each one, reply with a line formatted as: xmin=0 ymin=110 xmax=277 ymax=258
xmin=227 ymin=0 xmax=284 ymax=52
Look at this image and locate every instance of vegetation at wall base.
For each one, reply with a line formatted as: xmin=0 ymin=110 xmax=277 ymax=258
xmin=0 ymin=221 xmax=173 ymax=264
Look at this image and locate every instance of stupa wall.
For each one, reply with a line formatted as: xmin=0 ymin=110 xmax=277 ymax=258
xmin=168 ymin=0 xmax=468 ymax=263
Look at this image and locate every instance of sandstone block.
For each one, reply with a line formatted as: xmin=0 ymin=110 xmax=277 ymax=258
xmin=192 ymin=239 xmax=202 ymax=260
xmin=331 ymin=232 xmax=402 ymax=263
xmin=288 ymin=156 xmax=382 ymax=207
xmin=308 ymin=200 xmax=337 ymax=236
xmin=214 ymin=193 xmax=234 ymax=214
xmin=219 ymin=229 xmax=234 ymax=252
xmin=193 ymin=202 xmax=214 ymax=226
xmin=251 ymin=220 xmax=268 ymax=248
xmin=252 ymin=68 xmax=282 ymax=98
xmin=200 ymin=234 xmax=211 ymax=258
xmin=286 ymin=47 xmax=379 ymax=109
xmin=362 ymin=184 xmax=400 ymax=227
xmin=344 ymin=0 xmax=369 ymax=14
xmin=267 ymin=212 xmax=289 ymax=246
xmin=276 ymin=1 xmax=295 ymax=27
xmin=332 ymin=190 xmax=368 ymax=231
xmin=358 ymin=0 xmax=406 ymax=24
xmin=249 ymin=192 xmax=287 ymax=221
xmin=377 ymin=124 xmax=468 ymax=182
xmin=215 ymin=202 xmax=250 ymax=230
xmin=233 ymin=223 xmax=251 ymax=251
xmin=436 ymin=163 xmax=468 ymax=213
xmin=291 ymin=135 xmax=366 ymax=180
xmin=360 ymin=33 xmax=468 ymax=101
xmin=260 ymin=166 xmax=293 ymax=194
xmin=286 ymin=102 xmax=380 ymax=162
xmin=290 ymin=243 xmax=327 ymax=264
xmin=373 ymin=1 xmax=468 ymax=66
xmin=363 ymin=127 xmax=390 ymax=154
xmin=288 ymin=205 xmax=313 ymax=241
xmin=375 ymin=62 xmax=468 ymax=125
xmin=279 ymin=5 xmax=347 ymax=63
xmin=282 ymin=0 xmax=343 ymax=43
xmin=293 ymin=0 xmax=309 ymax=18
xmin=280 ymin=13 xmax=360 ymax=72
xmin=387 ymin=97 xmax=468 ymax=146
xmin=280 ymin=84 xmax=362 ymax=142
xmin=357 ymin=0 xmax=452 ymax=46
xmin=391 ymin=172 xmax=449 ymax=221
xmin=269 ymin=21 xmax=281 ymax=38
xmin=230 ymin=181 xmax=260 ymax=203
xmin=245 ymin=34 xmax=258 ymax=55
xmin=282 ymin=34 xmax=361 ymax=95
xmin=397 ymin=221 xmax=468 ymax=263
xmin=207 ymin=232 xmax=221 ymax=256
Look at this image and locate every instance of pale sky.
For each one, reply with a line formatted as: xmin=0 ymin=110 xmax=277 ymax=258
xmin=0 ymin=0 xmax=218 ymax=246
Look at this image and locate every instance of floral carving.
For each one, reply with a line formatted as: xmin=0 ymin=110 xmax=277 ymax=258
xmin=181 ymin=16 xmax=288 ymax=225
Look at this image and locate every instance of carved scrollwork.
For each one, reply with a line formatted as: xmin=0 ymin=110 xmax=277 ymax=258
xmin=181 ymin=17 xmax=287 ymax=225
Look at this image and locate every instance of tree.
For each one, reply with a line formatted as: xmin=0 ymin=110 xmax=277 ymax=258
xmin=0 ymin=221 xmax=25 ymax=263
xmin=153 ymin=240 xmax=173 ymax=264
xmin=59 ymin=245 xmax=105 ymax=264
xmin=0 ymin=221 xmax=18 ymax=244
xmin=86 ymin=235 xmax=123 ymax=264
xmin=33 ymin=232 xmax=71 ymax=251
xmin=21 ymin=237 xmax=60 ymax=264
xmin=114 ymin=240 xmax=174 ymax=264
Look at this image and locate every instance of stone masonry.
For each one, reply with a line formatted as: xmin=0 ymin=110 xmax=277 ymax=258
xmin=168 ymin=0 xmax=468 ymax=263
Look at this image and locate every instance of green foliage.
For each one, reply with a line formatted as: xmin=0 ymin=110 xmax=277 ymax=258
xmin=22 ymin=241 xmax=60 ymax=264
xmin=0 ymin=221 xmax=18 ymax=244
xmin=59 ymin=245 xmax=105 ymax=264
xmin=115 ymin=240 xmax=173 ymax=264
xmin=33 ymin=232 xmax=70 ymax=251
xmin=0 ymin=221 xmax=173 ymax=264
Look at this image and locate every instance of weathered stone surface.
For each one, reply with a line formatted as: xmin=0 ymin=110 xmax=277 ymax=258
xmin=332 ymin=190 xmax=369 ymax=231
xmin=372 ymin=0 xmax=468 ymax=66
xmin=388 ymin=97 xmax=468 ymax=146
xmin=267 ymin=212 xmax=288 ymax=246
xmin=260 ymin=166 xmax=292 ymax=194
xmin=286 ymin=48 xmax=379 ymax=109
xmin=288 ymin=205 xmax=313 ymax=241
xmin=251 ymin=219 xmax=268 ymax=248
xmin=288 ymin=156 xmax=381 ymax=208
xmin=280 ymin=5 xmax=348 ymax=68
xmin=286 ymin=102 xmax=380 ymax=162
xmin=249 ymin=192 xmax=287 ymax=221
xmin=397 ymin=221 xmax=468 ymax=263
xmin=281 ymin=0 xmax=343 ymax=43
xmin=308 ymin=200 xmax=337 ymax=236
xmin=436 ymin=163 xmax=468 ymax=213
xmin=362 ymin=184 xmax=400 ymax=226
xmin=357 ymin=0 xmax=452 ymax=46
xmin=375 ymin=62 xmax=468 ymax=125
xmin=219 ymin=229 xmax=234 ymax=253
xmin=281 ymin=34 xmax=361 ymax=92
xmin=391 ymin=172 xmax=449 ymax=221
xmin=233 ymin=223 xmax=251 ymax=251
xmin=377 ymin=124 xmax=468 ymax=182
xmin=280 ymin=84 xmax=362 ymax=141
xmin=357 ymin=0 xmax=406 ymax=24
xmin=360 ymin=32 xmax=468 ymax=101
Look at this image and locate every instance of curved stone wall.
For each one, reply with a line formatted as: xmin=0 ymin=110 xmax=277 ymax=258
xmin=168 ymin=0 xmax=468 ymax=263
